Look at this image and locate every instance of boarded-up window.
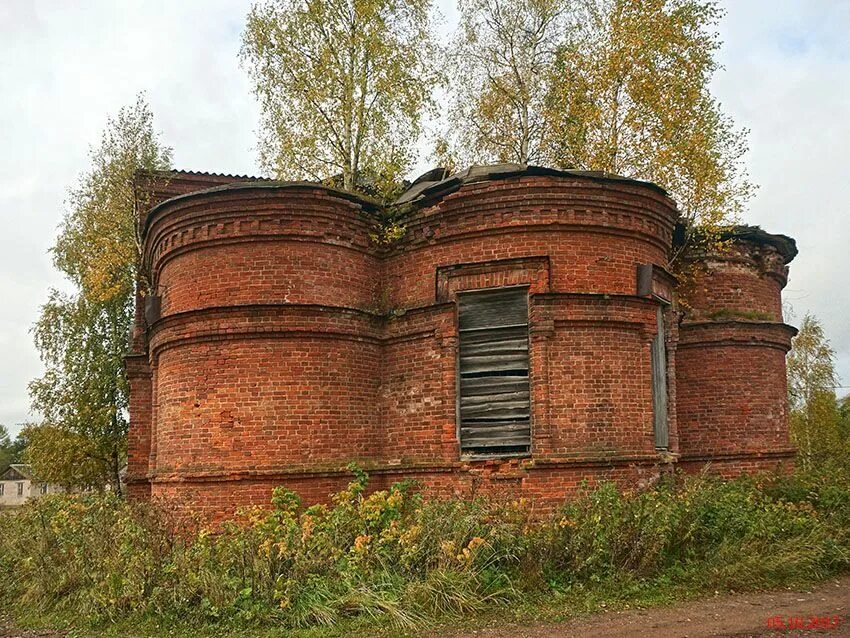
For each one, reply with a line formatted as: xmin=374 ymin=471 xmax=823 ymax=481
xmin=651 ymin=306 xmax=669 ymax=449
xmin=457 ymin=287 xmax=531 ymax=456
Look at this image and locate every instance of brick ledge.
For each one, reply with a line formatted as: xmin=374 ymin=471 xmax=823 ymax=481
xmin=677 ymin=448 xmax=796 ymax=463
xmin=137 ymin=452 xmax=679 ymax=485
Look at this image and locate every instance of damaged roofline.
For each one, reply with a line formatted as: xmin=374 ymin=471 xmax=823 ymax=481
xmin=394 ymin=163 xmax=672 ymax=206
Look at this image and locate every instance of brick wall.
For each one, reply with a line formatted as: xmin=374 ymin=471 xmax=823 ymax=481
xmin=676 ymin=237 xmax=797 ymax=476
xmin=127 ymin=169 xmax=795 ymax=520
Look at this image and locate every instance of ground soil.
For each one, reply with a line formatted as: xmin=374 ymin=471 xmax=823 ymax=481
xmin=0 ymin=617 xmax=60 ymax=638
xmin=442 ymin=575 xmax=850 ymax=638
xmin=1 ymin=576 xmax=848 ymax=637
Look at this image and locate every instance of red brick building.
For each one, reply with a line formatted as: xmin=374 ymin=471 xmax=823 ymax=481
xmin=126 ymin=164 xmax=797 ymax=518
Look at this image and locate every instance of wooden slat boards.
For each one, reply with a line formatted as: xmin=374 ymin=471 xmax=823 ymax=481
xmin=457 ymin=287 xmax=531 ymax=456
xmin=651 ymin=306 xmax=669 ymax=449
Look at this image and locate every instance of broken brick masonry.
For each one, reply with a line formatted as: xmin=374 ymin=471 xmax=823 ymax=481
xmin=125 ymin=165 xmax=798 ymax=519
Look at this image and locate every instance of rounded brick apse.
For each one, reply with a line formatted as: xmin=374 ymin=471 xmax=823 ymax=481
xmin=675 ymin=228 xmax=798 ymax=475
xmin=125 ymin=165 xmax=798 ymax=519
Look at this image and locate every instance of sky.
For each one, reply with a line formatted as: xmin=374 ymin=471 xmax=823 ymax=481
xmin=0 ymin=0 xmax=848 ymax=437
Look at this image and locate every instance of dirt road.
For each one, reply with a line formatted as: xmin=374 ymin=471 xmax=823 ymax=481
xmin=445 ymin=575 xmax=850 ymax=638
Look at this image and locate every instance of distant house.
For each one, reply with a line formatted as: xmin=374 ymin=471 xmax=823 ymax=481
xmin=0 ymin=464 xmax=63 ymax=506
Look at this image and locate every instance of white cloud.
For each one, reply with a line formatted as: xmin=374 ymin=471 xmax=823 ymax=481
xmin=0 ymin=0 xmax=848 ymax=437
xmin=712 ymin=0 xmax=850 ymax=393
xmin=0 ymin=0 xmax=259 ymax=436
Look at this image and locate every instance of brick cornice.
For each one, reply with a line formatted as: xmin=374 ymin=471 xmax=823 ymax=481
xmin=678 ymin=320 xmax=797 ymax=352
xmin=387 ymin=176 xmax=677 ymax=256
xmin=147 ymin=303 xmax=386 ymax=362
xmin=145 ymin=192 xmax=381 ymax=280
xmin=143 ymin=181 xmax=379 ymax=235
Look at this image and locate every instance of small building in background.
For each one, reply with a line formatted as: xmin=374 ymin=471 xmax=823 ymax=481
xmin=0 ymin=464 xmax=63 ymax=507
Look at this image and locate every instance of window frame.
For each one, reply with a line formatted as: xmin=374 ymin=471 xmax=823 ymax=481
xmin=456 ymin=285 xmax=532 ymax=459
xmin=651 ymin=305 xmax=669 ymax=450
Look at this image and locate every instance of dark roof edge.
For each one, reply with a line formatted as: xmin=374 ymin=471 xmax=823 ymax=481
xmin=1 ymin=463 xmax=33 ymax=480
xmin=143 ymin=180 xmax=381 ymax=235
xmin=141 ymin=168 xmax=273 ymax=181
xmin=722 ymin=225 xmax=798 ymax=264
xmin=394 ymin=163 xmax=673 ymax=207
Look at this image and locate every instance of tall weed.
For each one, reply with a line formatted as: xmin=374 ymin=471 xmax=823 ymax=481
xmin=1 ymin=466 xmax=849 ymax=631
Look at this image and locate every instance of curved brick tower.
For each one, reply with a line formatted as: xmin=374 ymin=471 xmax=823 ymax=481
xmin=127 ymin=177 xmax=384 ymax=507
xmin=126 ymin=165 xmax=797 ymax=518
xmin=675 ymin=227 xmax=798 ymax=475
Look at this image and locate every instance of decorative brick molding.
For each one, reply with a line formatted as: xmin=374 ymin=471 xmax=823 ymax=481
xmin=435 ymin=256 xmax=551 ymax=302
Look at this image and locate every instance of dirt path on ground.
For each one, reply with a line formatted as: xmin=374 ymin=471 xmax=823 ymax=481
xmin=0 ymin=616 xmax=62 ymax=638
xmin=2 ymin=576 xmax=848 ymax=637
xmin=443 ymin=575 xmax=850 ymax=638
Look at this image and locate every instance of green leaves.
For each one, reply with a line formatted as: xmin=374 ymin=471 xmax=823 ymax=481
xmin=549 ymin=0 xmax=753 ymax=238
xmin=3 ymin=470 xmax=850 ymax=632
xmin=241 ymin=0 xmax=439 ymax=195
xmin=29 ymin=95 xmax=171 ymax=492
xmin=442 ymin=0 xmax=752 ymax=251
xmin=787 ymin=313 xmax=849 ymax=473
xmin=444 ymin=0 xmax=567 ymax=165
xmin=0 ymin=425 xmax=17 ymax=471
xmin=54 ymin=95 xmax=172 ymax=302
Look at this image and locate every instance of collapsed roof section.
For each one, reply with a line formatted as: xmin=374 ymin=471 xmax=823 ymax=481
xmin=136 ymin=164 xmax=673 ymax=226
xmin=721 ymin=225 xmax=798 ymax=264
xmin=395 ymin=163 xmax=671 ymax=206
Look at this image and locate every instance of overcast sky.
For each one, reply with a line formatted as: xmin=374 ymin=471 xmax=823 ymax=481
xmin=1 ymin=1 xmax=848 ymax=437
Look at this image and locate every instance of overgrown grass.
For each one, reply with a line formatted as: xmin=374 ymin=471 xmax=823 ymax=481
xmin=1 ymin=466 xmax=849 ymax=637
xmin=707 ymin=308 xmax=776 ymax=322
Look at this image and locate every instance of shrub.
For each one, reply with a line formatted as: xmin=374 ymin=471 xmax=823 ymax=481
xmin=1 ymin=466 xmax=849 ymax=634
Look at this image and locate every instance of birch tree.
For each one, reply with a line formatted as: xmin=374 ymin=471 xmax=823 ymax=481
xmin=54 ymin=96 xmax=172 ymax=303
xmin=546 ymin=0 xmax=753 ymax=242
xmin=787 ymin=314 xmax=843 ymax=471
xmin=30 ymin=95 xmax=171 ymax=493
xmin=241 ymin=0 xmax=439 ymax=193
xmin=443 ymin=0 xmax=567 ymax=165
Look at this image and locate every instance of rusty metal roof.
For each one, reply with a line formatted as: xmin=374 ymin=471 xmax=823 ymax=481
xmin=150 ymin=168 xmax=272 ymax=181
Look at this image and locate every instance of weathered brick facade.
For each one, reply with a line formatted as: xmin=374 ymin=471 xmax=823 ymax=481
xmin=126 ymin=165 xmax=798 ymax=519
xmin=676 ymin=231 xmax=798 ymax=475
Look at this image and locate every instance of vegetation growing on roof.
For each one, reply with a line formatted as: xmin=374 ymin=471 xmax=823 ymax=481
xmin=706 ymin=309 xmax=776 ymax=322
